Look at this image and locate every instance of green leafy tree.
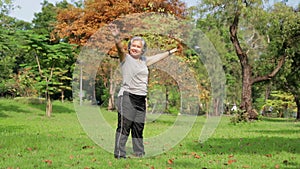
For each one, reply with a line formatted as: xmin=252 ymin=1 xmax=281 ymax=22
xmin=21 ymin=31 xmax=75 ymax=117
xmin=0 ymin=0 xmax=32 ymax=96
xmin=197 ymin=0 xmax=299 ymax=120
xmin=32 ymin=0 xmax=70 ymax=36
xmin=30 ymin=0 xmax=75 ymax=102
xmin=0 ymin=0 xmax=14 ymax=95
xmin=196 ymin=14 xmax=242 ymax=112
xmin=264 ymin=4 xmax=300 ymax=120
xmin=0 ymin=28 xmax=15 ymax=95
xmin=274 ymin=47 xmax=300 ymax=120
xmin=264 ymin=91 xmax=296 ymax=118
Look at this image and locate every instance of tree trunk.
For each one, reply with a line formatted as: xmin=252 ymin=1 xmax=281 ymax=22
xmin=80 ymin=66 xmax=83 ymax=106
xmin=295 ymin=95 xmax=300 ymax=120
xmin=108 ymin=67 xmax=115 ymax=110
xmin=240 ymin=65 xmax=256 ymax=119
xmin=61 ymin=90 xmax=64 ymax=103
xmin=46 ymin=93 xmax=52 ymax=117
xmin=213 ymin=98 xmax=221 ymax=116
xmin=165 ymin=85 xmax=169 ymax=112
xmin=265 ymin=82 xmax=272 ymax=102
xmin=230 ymin=12 xmax=256 ymax=120
xmin=92 ymin=83 xmax=97 ymax=105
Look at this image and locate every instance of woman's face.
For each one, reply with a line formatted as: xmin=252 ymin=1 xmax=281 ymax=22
xmin=129 ymin=40 xmax=143 ymax=59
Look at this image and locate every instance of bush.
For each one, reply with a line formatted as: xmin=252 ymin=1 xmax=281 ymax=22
xmin=230 ymin=109 xmax=249 ymax=124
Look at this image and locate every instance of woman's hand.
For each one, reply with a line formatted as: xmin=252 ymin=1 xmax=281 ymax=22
xmin=109 ymin=23 xmax=120 ymax=38
xmin=169 ymin=48 xmax=177 ymax=55
xmin=109 ymin=23 xmax=126 ymax=62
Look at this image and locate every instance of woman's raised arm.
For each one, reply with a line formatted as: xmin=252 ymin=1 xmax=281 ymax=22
xmin=109 ymin=24 xmax=126 ymax=62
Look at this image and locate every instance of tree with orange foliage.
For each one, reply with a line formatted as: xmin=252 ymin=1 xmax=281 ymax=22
xmin=54 ymin=0 xmax=189 ymax=110
xmin=54 ymin=0 xmax=187 ymax=45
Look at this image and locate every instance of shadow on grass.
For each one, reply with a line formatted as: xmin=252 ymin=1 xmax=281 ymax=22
xmin=0 ymin=112 xmax=9 ymax=118
xmin=0 ymin=124 xmax=24 ymax=133
xmin=53 ymin=104 xmax=75 ymax=114
xmin=253 ymin=129 xmax=300 ymax=135
xmin=186 ymin=136 xmax=300 ymax=168
xmin=147 ymin=116 xmax=177 ymax=125
xmin=0 ymin=100 xmax=75 ymax=118
xmin=32 ymin=103 xmax=75 ymax=114
xmin=0 ymin=104 xmax=33 ymax=117
xmin=262 ymin=117 xmax=296 ymax=123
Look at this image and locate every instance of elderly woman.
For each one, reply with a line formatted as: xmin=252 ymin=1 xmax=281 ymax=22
xmin=110 ymin=24 xmax=177 ymax=159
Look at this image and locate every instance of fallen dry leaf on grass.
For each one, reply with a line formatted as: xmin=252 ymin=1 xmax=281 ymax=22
xmin=43 ymin=159 xmax=52 ymax=165
xmin=167 ymin=159 xmax=173 ymax=165
xmin=265 ymin=154 xmax=272 ymax=157
xmin=194 ymin=154 xmax=201 ymax=159
xmin=227 ymin=159 xmax=237 ymax=165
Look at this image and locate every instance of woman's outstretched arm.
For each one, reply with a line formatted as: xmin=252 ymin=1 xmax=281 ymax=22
xmin=146 ymin=48 xmax=177 ymax=66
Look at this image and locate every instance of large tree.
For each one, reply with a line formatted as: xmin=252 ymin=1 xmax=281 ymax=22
xmin=54 ymin=0 xmax=189 ymax=110
xmin=21 ymin=31 xmax=75 ymax=117
xmin=197 ymin=0 xmax=299 ymax=119
xmin=0 ymin=0 xmax=32 ymax=96
xmin=266 ymin=4 xmax=300 ymax=120
xmin=274 ymin=40 xmax=300 ymax=120
xmin=288 ymin=53 xmax=300 ymax=120
xmin=15 ymin=0 xmax=76 ymax=116
xmin=54 ymin=0 xmax=187 ymax=45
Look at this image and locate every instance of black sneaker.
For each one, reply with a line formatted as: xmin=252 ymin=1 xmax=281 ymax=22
xmin=114 ymin=155 xmax=126 ymax=159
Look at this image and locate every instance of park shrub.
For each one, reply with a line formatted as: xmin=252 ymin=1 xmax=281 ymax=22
xmin=230 ymin=109 xmax=249 ymax=124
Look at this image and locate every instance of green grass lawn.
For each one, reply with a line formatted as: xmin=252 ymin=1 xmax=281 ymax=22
xmin=0 ymin=99 xmax=299 ymax=169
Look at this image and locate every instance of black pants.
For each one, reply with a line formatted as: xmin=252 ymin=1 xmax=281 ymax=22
xmin=114 ymin=91 xmax=146 ymax=158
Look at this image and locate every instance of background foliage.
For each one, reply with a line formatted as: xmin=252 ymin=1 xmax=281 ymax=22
xmin=0 ymin=0 xmax=299 ymax=119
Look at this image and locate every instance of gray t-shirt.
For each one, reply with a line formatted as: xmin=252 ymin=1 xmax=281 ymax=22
xmin=118 ymin=54 xmax=149 ymax=96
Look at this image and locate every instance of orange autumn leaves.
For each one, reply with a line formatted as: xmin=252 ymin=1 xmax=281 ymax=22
xmin=227 ymin=154 xmax=237 ymax=165
xmin=54 ymin=0 xmax=187 ymax=46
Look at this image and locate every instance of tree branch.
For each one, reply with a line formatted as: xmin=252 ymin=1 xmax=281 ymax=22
xmin=35 ymin=53 xmax=45 ymax=78
xmin=48 ymin=63 xmax=55 ymax=82
xmin=229 ymin=10 xmax=247 ymax=66
xmin=252 ymin=55 xmax=286 ymax=83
